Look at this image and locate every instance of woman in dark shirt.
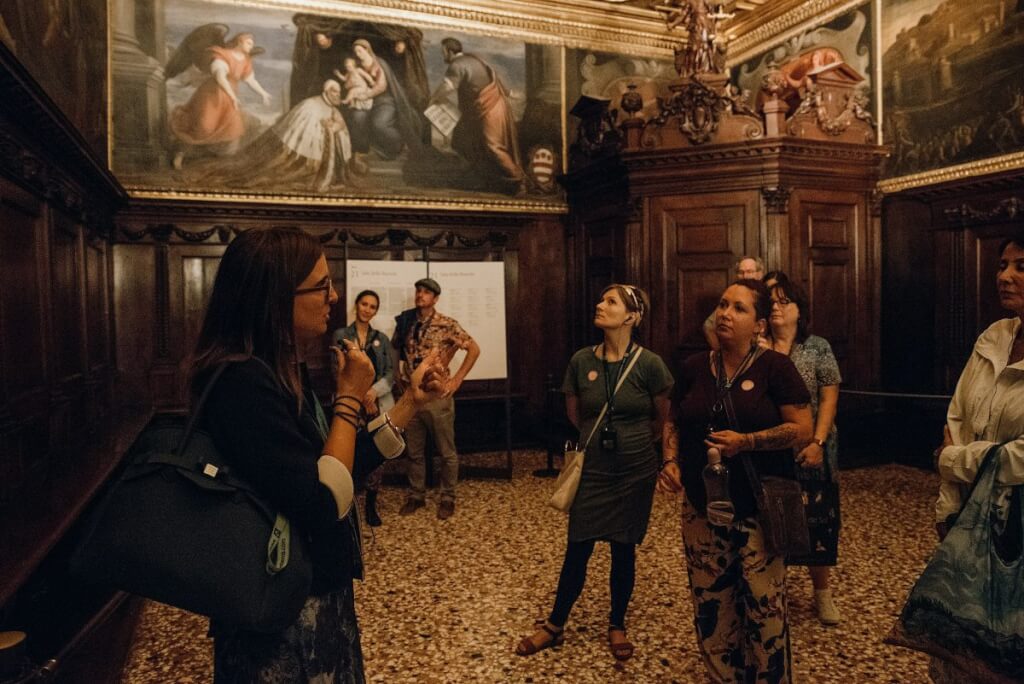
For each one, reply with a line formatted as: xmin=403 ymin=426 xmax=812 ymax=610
xmin=660 ymin=279 xmax=811 ymax=684
xmin=190 ymin=227 xmax=446 ymax=683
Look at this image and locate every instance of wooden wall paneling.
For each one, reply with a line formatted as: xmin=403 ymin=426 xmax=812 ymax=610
xmin=880 ymin=196 xmax=935 ymax=393
xmin=168 ymin=244 xmax=228 ymax=406
xmin=0 ymin=179 xmax=49 ymax=504
xmin=515 ymin=217 xmax=567 ymax=409
xmin=48 ymin=212 xmax=90 ymax=461
xmin=790 ymin=190 xmax=867 ymax=387
xmin=112 ymin=243 xmax=156 ymax=409
xmin=649 ymin=191 xmax=759 ymax=364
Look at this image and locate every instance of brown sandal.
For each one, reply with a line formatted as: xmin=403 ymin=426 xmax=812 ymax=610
xmin=608 ymin=626 xmax=634 ymax=661
xmin=515 ymin=620 xmax=564 ymax=656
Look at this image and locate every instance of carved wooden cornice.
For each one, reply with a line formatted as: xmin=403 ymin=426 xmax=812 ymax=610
xmin=943 ymin=197 xmax=1024 ymax=228
xmin=114 ymin=222 xmax=515 ymax=249
xmin=726 ymin=0 xmax=866 ymax=64
xmin=118 ymin=198 xmax=531 ymax=228
xmin=623 ymin=139 xmax=888 ymax=168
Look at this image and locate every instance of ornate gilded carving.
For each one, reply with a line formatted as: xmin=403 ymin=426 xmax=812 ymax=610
xmin=787 ymin=81 xmax=875 ymax=139
xmin=642 ymin=77 xmax=761 ymax=147
xmin=656 ymin=0 xmax=733 ymax=78
xmin=877 ymin=151 xmax=1024 ymax=195
xmin=943 ymin=197 xmax=1024 ymax=228
xmin=727 ymin=0 xmax=865 ymax=64
xmin=620 ymin=84 xmax=644 ymax=120
xmin=869 ymin=188 xmax=884 ymax=217
xmin=761 ymin=186 xmax=792 ymax=214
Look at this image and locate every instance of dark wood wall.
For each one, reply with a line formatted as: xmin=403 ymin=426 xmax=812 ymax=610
xmin=0 ymin=42 xmax=147 ymax=684
xmin=563 ymin=141 xmax=886 ymax=388
xmin=883 ymin=171 xmax=1024 ymax=395
xmin=111 ymin=202 xmax=570 ymax=436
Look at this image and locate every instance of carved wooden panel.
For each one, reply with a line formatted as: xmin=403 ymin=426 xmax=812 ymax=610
xmin=649 ymin=191 xmax=759 ymax=361
xmin=1 ymin=181 xmax=46 ymax=395
xmin=790 ymin=193 xmax=865 ymax=385
xmin=50 ymin=214 xmax=85 ymax=383
xmin=85 ymin=240 xmax=109 ymax=371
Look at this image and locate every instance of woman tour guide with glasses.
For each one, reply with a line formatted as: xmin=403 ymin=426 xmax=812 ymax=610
xmin=191 ymin=227 xmax=447 ymax=683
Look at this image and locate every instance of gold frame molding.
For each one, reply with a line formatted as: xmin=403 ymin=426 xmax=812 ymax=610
xmin=877 ymin=152 xmax=1024 ymax=194
xmin=190 ymin=0 xmax=677 ymax=55
xmin=726 ymin=0 xmax=866 ymax=63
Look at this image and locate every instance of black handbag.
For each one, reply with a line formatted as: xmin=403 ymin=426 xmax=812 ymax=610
xmin=70 ymin=364 xmax=313 ymax=633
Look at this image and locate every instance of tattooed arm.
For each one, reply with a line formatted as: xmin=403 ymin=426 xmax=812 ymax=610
xmin=658 ymin=421 xmax=684 ymax=493
xmin=749 ymin=403 xmax=812 ymax=450
xmin=705 ymin=403 xmax=812 ymax=458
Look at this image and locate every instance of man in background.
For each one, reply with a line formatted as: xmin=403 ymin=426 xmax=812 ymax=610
xmin=394 ymin=278 xmax=480 ymax=520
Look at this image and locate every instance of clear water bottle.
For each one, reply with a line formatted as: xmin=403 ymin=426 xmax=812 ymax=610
xmin=703 ymin=447 xmax=735 ymax=526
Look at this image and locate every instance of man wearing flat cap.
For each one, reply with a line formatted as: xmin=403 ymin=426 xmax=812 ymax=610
xmin=393 ymin=277 xmax=480 ymax=520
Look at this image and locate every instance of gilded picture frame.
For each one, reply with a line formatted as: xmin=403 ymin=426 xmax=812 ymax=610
xmin=110 ymin=0 xmax=669 ymax=213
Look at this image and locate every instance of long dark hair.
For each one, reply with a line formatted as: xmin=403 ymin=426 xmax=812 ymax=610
xmin=189 ymin=227 xmax=323 ymax=412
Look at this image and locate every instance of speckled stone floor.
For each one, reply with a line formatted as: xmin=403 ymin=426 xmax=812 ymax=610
xmin=121 ymin=453 xmax=937 ymax=683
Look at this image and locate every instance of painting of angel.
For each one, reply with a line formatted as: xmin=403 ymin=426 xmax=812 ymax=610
xmin=165 ymin=24 xmax=273 ymax=169
xmin=109 ymin=0 xmax=564 ymax=208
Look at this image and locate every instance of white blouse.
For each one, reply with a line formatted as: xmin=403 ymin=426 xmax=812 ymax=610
xmin=936 ymin=317 xmax=1024 ymax=523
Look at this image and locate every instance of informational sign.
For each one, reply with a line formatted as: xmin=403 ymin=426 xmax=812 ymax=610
xmin=344 ymin=260 xmax=507 ymax=380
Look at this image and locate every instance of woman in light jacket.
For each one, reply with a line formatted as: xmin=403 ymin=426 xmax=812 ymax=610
xmin=334 ymin=290 xmax=395 ymax=526
xmin=930 ymin=232 xmax=1024 ymax=683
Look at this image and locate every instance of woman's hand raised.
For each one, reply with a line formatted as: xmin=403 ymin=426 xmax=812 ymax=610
xmin=331 ymin=339 xmax=375 ymax=398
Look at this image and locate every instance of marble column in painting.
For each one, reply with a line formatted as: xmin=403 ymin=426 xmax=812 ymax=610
xmin=521 ymin=44 xmax=563 ymax=160
xmin=112 ymin=0 xmax=167 ymax=169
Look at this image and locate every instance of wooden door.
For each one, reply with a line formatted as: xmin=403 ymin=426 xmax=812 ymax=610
xmin=648 ymin=191 xmax=760 ymax=366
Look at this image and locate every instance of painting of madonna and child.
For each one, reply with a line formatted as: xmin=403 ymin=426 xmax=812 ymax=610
xmin=111 ymin=1 xmax=564 ymax=205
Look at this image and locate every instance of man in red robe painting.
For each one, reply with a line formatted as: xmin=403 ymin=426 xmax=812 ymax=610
xmin=169 ymin=32 xmax=272 ymax=169
xmin=430 ymin=37 xmax=526 ymax=195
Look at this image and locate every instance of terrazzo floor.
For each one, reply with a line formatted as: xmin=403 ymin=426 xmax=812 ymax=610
xmin=121 ymin=452 xmax=938 ymax=683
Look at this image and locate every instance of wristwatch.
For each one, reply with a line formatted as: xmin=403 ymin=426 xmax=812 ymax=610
xmin=813 ymin=437 xmax=826 ymax=448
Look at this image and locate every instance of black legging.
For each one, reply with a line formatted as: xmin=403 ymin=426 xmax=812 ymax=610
xmin=547 ymin=539 xmax=636 ymax=629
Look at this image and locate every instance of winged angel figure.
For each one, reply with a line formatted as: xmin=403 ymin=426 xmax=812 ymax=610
xmin=166 ymin=24 xmax=272 ymax=169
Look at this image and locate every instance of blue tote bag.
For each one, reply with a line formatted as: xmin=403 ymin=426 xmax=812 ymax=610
xmin=886 ymin=444 xmax=1024 ymax=683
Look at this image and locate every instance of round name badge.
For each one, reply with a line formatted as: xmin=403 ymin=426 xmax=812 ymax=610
xmin=740 ymin=379 xmax=755 ymax=391
xmin=373 ymin=339 xmax=381 ymax=347
xmin=587 ymin=370 xmax=599 ymax=382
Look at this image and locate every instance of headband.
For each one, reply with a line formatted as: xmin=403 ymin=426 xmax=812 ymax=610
xmin=621 ymin=285 xmax=644 ymax=323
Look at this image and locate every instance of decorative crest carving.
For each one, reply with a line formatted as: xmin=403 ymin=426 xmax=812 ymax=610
xmin=761 ymin=186 xmax=792 ymax=214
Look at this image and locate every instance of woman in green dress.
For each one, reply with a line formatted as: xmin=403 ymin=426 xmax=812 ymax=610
xmin=516 ymin=284 xmax=673 ymax=662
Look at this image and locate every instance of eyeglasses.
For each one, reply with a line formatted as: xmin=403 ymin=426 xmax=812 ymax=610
xmin=295 ymin=276 xmax=334 ymax=303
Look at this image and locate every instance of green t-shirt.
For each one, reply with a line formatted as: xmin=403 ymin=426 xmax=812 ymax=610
xmin=562 ymin=345 xmax=674 ymax=460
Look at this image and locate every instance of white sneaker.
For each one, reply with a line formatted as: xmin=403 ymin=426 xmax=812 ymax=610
xmin=815 ymin=589 xmax=841 ymax=625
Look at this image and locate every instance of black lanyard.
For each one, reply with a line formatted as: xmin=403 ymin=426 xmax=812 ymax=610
xmin=602 ymin=341 xmax=634 ymax=423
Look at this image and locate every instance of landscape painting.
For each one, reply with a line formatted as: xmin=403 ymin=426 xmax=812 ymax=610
xmin=111 ymin=0 xmax=565 ymax=208
xmin=882 ymin=0 xmax=1024 ymax=177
